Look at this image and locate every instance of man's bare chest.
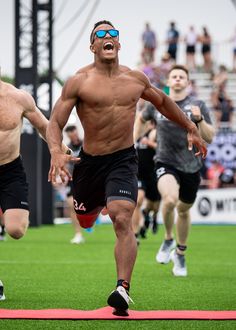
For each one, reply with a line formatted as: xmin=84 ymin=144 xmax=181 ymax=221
xmin=79 ymin=77 xmax=142 ymax=107
xmin=0 ymin=101 xmax=23 ymax=131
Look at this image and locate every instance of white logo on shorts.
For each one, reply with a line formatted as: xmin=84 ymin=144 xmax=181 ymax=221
xmin=119 ymin=189 xmax=131 ymax=195
xmin=138 ymin=180 xmax=142 ymax=188
xmin=74 ymin=199 xmax=86 ymax=211
xmin=156 ymin=167 xmax=166 ymax=178
xmin=20 ymin=201 xmax=28 ymax=205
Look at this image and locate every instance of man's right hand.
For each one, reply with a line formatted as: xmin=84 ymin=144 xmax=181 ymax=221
xmin=48 ymin=151 xmax=80 ymax=184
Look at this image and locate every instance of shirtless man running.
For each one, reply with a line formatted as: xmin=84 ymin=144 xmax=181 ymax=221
xmin=0 ymin=78 xmax=47 ymax=299
xmin=47 ymin=20 xmax=207 ymax=316
xmin=0 ymin=75 xmax=71 ymax=300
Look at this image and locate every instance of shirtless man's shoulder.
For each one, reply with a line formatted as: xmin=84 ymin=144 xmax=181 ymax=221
xmin=126 ymin=68 xmax=150 ymax=85
xmin=117 ymin=66 xmax=151 ymax=89
xmin=1 ymin=81 xmax=36 ymax=114
xmin=61 ymin=65 xmax=94 ymax=98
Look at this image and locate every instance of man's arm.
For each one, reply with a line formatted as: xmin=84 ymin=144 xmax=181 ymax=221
xmin=141 ymin=84 xmax=194 ymax=131
xmin=191 ymin=105 xmax=215 ymax=144
xmin=136 ymin=71 xmax=207 ymax=157
xmin=22 ymin=90 xmax=48 ymax=140
xmin=47 ymin=75 xmax=82 ymax=183
xmin=197 ymin=121 xmax=215 ymax=144
xmin=47 ymin=76 xmax=80 ymax=153
xmin=22 ymin=90 xmax=70 ymax=153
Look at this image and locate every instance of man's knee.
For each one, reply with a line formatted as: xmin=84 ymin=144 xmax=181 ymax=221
xmin=162 ymin=195 xmax=178 ymax=211
xmin=177 ymin=203 xmax=192 ymax=220
xmin=107 ymin=201 xmax=134 ymax=235
xmin=4 ymin=209 xmax=29 ymax=239
xmin=5 ymin=220 xmax=28 ymax=239
xmin=114 ymin=213 xmax=131 ymax=231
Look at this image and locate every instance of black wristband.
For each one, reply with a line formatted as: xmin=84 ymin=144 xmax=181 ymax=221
xmin=195 ymin=115 xmax=204 ymax=124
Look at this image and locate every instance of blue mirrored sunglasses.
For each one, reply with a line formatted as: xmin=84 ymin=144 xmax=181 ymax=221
xmin=93 ymin=29 xmax=119 ymax=43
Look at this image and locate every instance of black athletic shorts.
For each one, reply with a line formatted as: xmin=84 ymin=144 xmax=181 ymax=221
xmin=168 ymin=45 xmax=177 ymax=60
xmin=0 ymin=156 xmax=29 ymax=213
xmin=138 ymin=174 xmax=161 ymax=202
xmin=155 ymin=162 xmax=201 ymax=204
xmin=186 ymin=45 xmax=195 ymax=54
xmin=72 ymin=146 xmax=138 ymax=215
xmin=202 ymin=44 xmax=211 ymax=54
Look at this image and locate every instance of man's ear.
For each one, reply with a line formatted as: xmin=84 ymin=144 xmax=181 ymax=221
xmin=90 ymin=44 xmax=95 ymax=53
xmin=118 ymin=42 xmax=121 ymax=51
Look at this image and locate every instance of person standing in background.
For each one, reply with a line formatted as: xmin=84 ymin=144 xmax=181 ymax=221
xmin=198 ymin=26 xmax=212 ymax=72
xmin=229 ymin=27 xmax=236 ymax=72
xmin=166 ymin=22 xmax=179 ymax=62
xmin=184 ymin=26 xmax=197 ymax=71
xmin=211 ymin=84 xmax=234 ymax=130
xmin=141 ymin=22 xmax=157 ymax=63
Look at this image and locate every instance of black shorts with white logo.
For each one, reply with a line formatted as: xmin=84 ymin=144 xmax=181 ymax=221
xmin=72 ymin=146 xmax=138 ymax=215
xmin=155 ymin=162 xmax=201 ymax=204
xmin=0 ymin=156 xmax=29 ymax=213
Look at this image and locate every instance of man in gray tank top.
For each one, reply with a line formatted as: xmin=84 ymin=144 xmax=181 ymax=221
xmin=135 ymin=65 xmax=215 ymax=276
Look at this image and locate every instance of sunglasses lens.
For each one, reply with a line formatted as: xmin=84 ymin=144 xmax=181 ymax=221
xmin=109 ymin=29 xmax=119 ymax=37
xmin=96 ymin=30 xmax=106 ymax=38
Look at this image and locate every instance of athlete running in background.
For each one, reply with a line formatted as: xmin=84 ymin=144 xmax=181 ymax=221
xmin=135 ymin=64 xmax=214 ymax=277
xmin=133 ymin=118 xmax=160 ymax=243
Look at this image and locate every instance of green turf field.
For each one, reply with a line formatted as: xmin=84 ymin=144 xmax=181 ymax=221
xmin=0 ymin=223 xmax=236 ymax=329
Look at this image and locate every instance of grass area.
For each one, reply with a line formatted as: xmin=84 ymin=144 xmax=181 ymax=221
xmin=0 ymin=223 xmax=236 ymax=329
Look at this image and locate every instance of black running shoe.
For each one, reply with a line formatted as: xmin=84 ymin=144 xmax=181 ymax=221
xmin=0 ymin=280 xmax=6 ymax=301
xmin=139 ymin=226 xmax=147 ymax=239
xmin=0 ymin=225 xmax=6 ymax=241
xmin=107 ymin=286 xmax=133 ymax=316
xmin=142 ymin=210 xmax=150 ymax=229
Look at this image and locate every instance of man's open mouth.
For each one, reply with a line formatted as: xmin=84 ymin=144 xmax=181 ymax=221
xmin=103 ymin=42 xmax=114 ymax=51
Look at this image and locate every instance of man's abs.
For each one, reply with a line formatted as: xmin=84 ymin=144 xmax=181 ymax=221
xmin=0 ymin=129 xmax=21 ymax=165
xmin=83 ymin=135 xmax=134 ymax=155
xmin=79 ymin=106 xmax=136 ymax=155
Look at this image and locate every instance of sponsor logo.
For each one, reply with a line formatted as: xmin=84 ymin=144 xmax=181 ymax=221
xmin=198 ymin=197 xmax=212 ymax=217
xmin=119 ymin=189 xmax=131 ymax=195
xmin=138 ymin=180 xmax=143 ymax=188
xmin=156 ymin=167 xmax=166 ymax=178
xmin=20 ymin=201 xmax=28 ymax=205
xmin=184 ymin=104 xmax=192 ymax=111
